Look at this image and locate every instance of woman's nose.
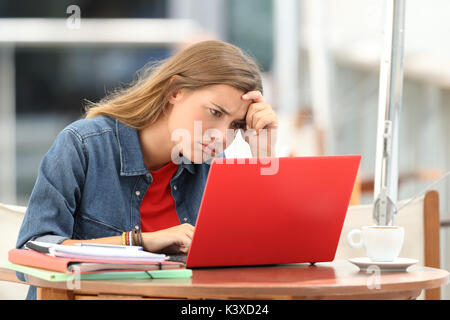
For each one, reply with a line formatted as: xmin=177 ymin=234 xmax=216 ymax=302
xmin=203 ymin=126 xmax=230 ymax=149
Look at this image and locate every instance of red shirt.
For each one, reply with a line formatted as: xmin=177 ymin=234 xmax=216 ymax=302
xmin=140 ymin=161 xmax=180 ymax=232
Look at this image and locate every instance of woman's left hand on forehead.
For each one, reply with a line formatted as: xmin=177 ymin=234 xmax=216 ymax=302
xmin=241 ymin=90 xmax=278 ymax=157
xmin=242 ymin=91 xmax=278 ymax=131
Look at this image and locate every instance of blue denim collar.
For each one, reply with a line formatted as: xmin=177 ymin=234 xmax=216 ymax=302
xmin=115 ymin=119 xmax=196 ymax=176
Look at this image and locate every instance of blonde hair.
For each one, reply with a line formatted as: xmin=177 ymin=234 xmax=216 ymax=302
xmin=84 ymin=40 xmax=263 ymax=130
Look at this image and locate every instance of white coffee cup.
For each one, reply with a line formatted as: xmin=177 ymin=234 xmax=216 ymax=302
xmin=347 ymin=226 xmax=404 ymax=262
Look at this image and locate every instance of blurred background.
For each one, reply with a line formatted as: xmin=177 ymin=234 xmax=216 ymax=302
xmin=0 ymin=0 xmax=449 ymax=298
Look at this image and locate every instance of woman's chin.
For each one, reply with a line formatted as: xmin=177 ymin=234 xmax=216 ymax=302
xmin=181 ymin=149 xmax=216 ymax=164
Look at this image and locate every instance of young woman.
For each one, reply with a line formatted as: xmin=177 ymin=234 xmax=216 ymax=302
xmin=15 ymin=40 xmax=278 ymax=299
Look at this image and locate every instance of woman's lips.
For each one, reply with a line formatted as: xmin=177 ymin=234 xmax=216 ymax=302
xmin=201 ymin=143 xmax=216 ymax=155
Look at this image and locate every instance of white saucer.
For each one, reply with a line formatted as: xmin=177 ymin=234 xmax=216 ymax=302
xmin=348 ymin=257 xmax=419 ymax=272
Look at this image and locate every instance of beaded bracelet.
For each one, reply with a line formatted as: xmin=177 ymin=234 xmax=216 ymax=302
xmin=122 ymin=229 xmax=143 ymax=248
xmin=132 ymin=227 xmax=144 ymax=249
xmin=132 ymin=229 xmax=138 ymax=247
xmin=128 ymin=231 xmax=133 ymax=246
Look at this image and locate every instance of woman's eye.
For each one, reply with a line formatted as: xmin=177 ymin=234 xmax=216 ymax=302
xmin=210 ymin=109 xmax=222 ymax=117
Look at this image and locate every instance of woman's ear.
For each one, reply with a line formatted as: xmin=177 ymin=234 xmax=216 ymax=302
xmin=168 ymin=87 xmax=184 ymax=105
xmin=168 ymin=75 xmax=184 ymax=104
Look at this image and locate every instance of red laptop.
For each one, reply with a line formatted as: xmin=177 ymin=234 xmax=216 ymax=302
xmin=185 ymin=155 xmax=361 ymax=268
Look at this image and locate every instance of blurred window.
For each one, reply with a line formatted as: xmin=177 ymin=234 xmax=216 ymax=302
xmin=226 ymin=0 xmax=273 ymax=72
xmin=1 ymin=0 xmax=169 ymax=203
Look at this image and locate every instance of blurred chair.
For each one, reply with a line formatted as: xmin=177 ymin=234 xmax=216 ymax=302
xmin=334 ymin=190 xmax=441 ymax=300
xmin=0 ymin=203 xmax=29 ymax=300
xmin=360 ymin=169 xmax=444 ymax=195
xmin=348 ymin=174 xmax=361 ymax=206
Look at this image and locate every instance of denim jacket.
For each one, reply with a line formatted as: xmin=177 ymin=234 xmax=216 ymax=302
xmin=15 ymin=115 xmax=225 ymax=299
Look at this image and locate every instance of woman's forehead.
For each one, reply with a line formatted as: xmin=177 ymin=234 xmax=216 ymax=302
xmin=200 ymin=85 xmax=250 ymax=112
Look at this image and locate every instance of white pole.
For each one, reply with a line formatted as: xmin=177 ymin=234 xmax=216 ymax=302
xmin=373 ymin=0 xmax=406 ymax=225
xmin=273 ymin=0 xmax=300 ymax=115
xmin=304 ymin=0 xmax=333 ymax=155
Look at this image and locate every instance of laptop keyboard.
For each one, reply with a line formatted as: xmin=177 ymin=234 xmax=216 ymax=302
xmin=167 ymin=253 xmax=187 ymax=264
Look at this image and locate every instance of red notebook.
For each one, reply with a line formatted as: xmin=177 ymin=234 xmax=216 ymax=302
xmin=8 ymin=249 xmax=184 ymax=273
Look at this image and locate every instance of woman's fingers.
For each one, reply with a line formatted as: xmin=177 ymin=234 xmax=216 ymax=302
xmin=249 ymin=109 xmax=275 ymax=131
xmin=168 ymin=232 xmax=191 ymax=254
xmin=242 ymin=91 xmax=278 ymax=132
xmin=245 ymin=103 xmax=266 ymax=130
xmin=242 ymin=90 xmax=264 ymax=103
xmin=241 ymin=90 xmax=278 ymax=158
xmin=142 ymin=223 xmax=195 ymax=254
xmin=177 ymin=235 xmax=192 ymax=253
xmin=253 ymin=110 xmax=277 ymax=131
xmin=180 ymin=223 xmax=195 ymax=239
xmin=182 ymin=223 xmax=195 ymax=232
xmin=246 ymin=108 xmax=278 ymax=136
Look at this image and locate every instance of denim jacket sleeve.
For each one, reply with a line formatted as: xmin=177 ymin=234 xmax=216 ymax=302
xmin=16 ymin=127 xmax=87 ymax=249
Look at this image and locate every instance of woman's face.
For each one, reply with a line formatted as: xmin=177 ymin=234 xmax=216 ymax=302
xmin=167 ymin=84 xmax=251 ymax=163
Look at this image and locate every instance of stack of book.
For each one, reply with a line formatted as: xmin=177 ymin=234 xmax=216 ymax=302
xmin=4 ymin=241 xmax=191 ymax=282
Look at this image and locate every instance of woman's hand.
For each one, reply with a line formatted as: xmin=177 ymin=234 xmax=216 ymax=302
xmin=142 ymin=223 xmax=194 ymax=254
xmin=241 ymin=91 xmax=278 ymax=157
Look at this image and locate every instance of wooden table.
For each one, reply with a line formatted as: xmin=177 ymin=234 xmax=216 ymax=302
xmin=0 ymin=260 xmax=448 ymax=300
